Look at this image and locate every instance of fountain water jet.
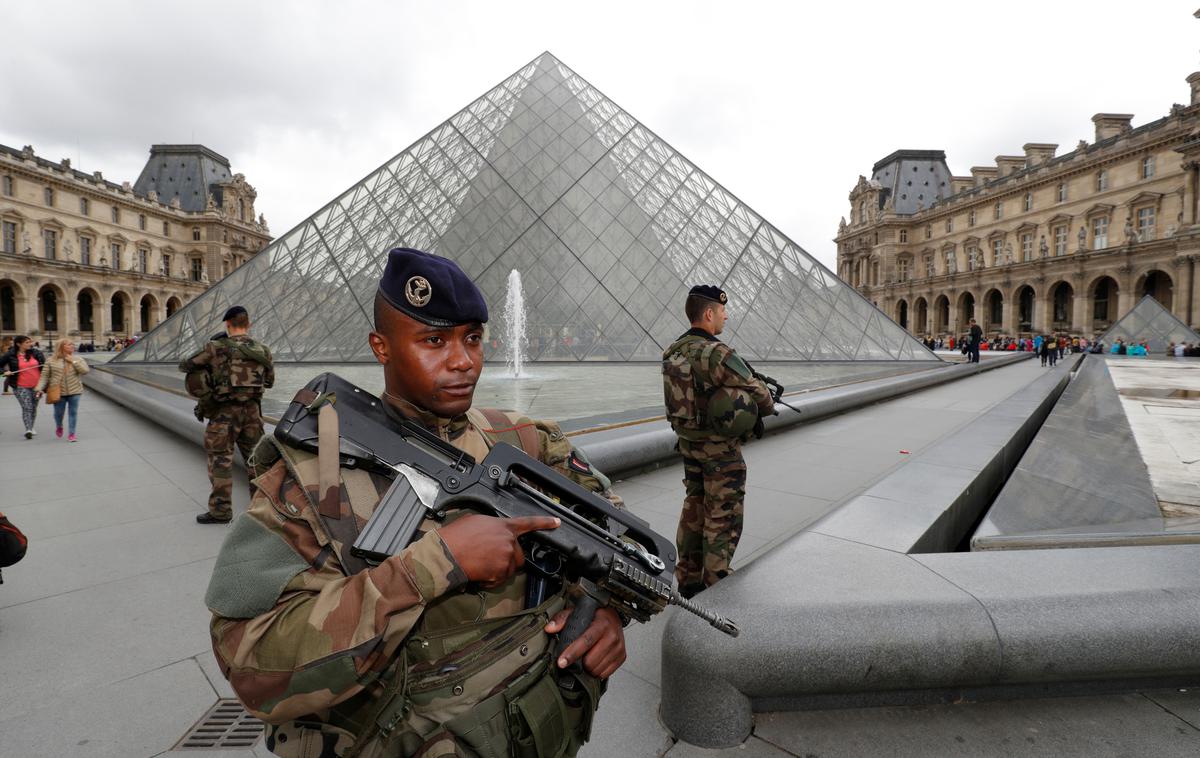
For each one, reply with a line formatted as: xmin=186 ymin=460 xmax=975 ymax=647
xmin=503 ymin=269 xmax=528 ymax=378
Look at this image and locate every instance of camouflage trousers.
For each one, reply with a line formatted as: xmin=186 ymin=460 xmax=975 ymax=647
xmin=675 ymin=439 xmax=747 ymax=594
xmin=204 ymin=400 xmax=264 ymax=519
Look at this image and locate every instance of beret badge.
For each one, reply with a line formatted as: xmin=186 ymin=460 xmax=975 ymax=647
xmin=406 ymin=276 xmax=432 ymax=307
xmin=719 ymin=292 xmax=728 ymax=304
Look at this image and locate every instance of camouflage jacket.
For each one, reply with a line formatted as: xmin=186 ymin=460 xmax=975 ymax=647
xmin=179 ymin=335 xmax=275 ymax=404
xmin=662 ymin=329 xmax=774 ymax=445
xmin=205 ymin=395 xmax=621 ymax=757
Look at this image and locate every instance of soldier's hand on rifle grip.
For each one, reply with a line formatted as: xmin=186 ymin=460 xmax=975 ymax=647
xmin=439 ymin=514 xmax=560 ymax=589
xmin=546 ymin=604 xmax=626 ymax=679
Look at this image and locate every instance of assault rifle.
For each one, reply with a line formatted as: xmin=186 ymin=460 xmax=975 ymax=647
xmin=750 ymin=369 xmax=804 ymax=416
xmin=274 ymin=373 xmax=740 ymax=653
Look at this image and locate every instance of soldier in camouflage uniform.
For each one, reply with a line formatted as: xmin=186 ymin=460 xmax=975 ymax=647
xmin=179 ymin=305 xmax=274 ymax=524
xmin=204 ymin=248 xmax=626 ymax=757
xmin=662 ymin=285 xmax=774 ymax=599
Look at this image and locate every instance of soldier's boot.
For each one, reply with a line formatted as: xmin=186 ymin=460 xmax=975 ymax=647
xmin=700 ymin=455 xmax=747 ymax=587
xmin=675 ymin=458 xmax=707 ymax=592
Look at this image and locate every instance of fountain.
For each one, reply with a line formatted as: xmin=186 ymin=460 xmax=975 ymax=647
xmin=503 ymin=269 xmax=528 ymax=378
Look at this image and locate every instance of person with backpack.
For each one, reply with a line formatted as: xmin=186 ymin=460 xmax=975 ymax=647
xmin=204 ymin=248 xmax=627 ymax=756
xmin=0 ymin=511 xmax=28 ymax=584
xmin=2 ymin=335 xmax=46 ymax=439
xmin=661 ymin=285 xmax=775 ymax=600
xmin=178 ymin=305 xmax=274 ymax=524
xmin=34 ymin=338 xmax=89 ymax=441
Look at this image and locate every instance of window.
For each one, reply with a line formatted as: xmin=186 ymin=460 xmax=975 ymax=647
xmin=1021 ymin=233 xmax=1033 ymax=262
xmin=1142 ymin=155 xmax=1155 ymax=179
xmin=897 ymin=257 xmax=910 ymax=282
xmin=945 ymin=249 xmax=956 ymax=274
xmin=80 ymin=236 xmax=92 ymax=265
xmin=945 ymin=217 xmax=954 ymax=234
xmin=138 ymin=248 xmax=148 ymax=273
xmin=191 ymin=258 xmax=204 ymax=282
xmin=1096 ymin=170 xmax=1108 ymax=192
xmin=111 ymin=206 xmax=120 ymax=224
xmin=1 ymin=175 xmax=12 ymax=196
xmin=1054 ymin=225 xmax=1067 ymax=256
xmin=161 ymin=253 xmax=171 ymax=277
xmin=78 ymin=197 xmax=90 ymax=216
xmin=162 ymin=221 xmax=169 ymax=236
xmin=1057 ymin=183 xmax=1067 ymax=203
xmin=899 ymin=229 xmax=908 ymax=243
xmin=993 ymin=200 xmax=1003 ymax=220
xmin=111 ymin=243 xmax=121 ymax=269
xmin=968 ymin=209 xmax=977 ymax=227
xmin=857 ymin=200 xmax=865 ymax=224
xmin=924 ymin=224 xmax=932 ymax=240
xmin=138 ymin=214 xmax=146 ymax=231
xmin=1092 ymin=216 xmax=1108 ymax=249
xmin=1137 ymin=207 xmax=1155 ymax=241
xmin=43 ymin=187 xmax=54 ymax=207
xmin=967 ymin=246 xmax=978 ymax=271
xmin=924 ymin=254 xmax=934 ymax=278
xmin=192 ymin=227 xmax=201 ymax=241
xmin=992 ymin=239 xmax=1003 ymax=266
xmin=43 ymin=229 xmax=57 ymax=260
xmin=1023 ymin=193 xmax=1033 ymax=212
xmin=2 ymin=221 xmax=15 ymax=253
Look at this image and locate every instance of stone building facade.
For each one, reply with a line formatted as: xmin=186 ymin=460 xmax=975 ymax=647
xmin=0 ymin=143 xmax=270 ymax=344
xmin=836 ymin=73 xmax=1200 ymax=341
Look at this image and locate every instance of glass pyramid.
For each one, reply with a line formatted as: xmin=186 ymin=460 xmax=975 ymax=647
xmin=1100 ymin=295 xmax=1200 ymax=353
xmin=113 ymin=53 xmax=935 ymax=364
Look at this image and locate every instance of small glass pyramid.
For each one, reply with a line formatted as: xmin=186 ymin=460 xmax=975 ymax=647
xmin=114 ymin=53 xmax=935 ymax=364
xmin=1100 ymin=295 xmax=1200 ymax=353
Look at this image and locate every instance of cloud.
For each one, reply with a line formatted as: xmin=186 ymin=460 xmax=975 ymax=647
xmin=4 ymin=0 xmax=1197 ymax=274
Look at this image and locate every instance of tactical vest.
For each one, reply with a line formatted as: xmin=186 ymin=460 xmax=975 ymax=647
xmin=186 ymin=337 xmax=271 ymax=419
xmin=247 ymin=403 xmax=602 ymax=758
xmin=662 ymin=336 xmax=721 ymax=436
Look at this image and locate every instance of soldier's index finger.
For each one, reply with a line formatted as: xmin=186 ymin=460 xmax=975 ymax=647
xmin=508 ymin=516 xmax=561 ymax=535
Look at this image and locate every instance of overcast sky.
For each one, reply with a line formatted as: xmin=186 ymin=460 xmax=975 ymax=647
xmin=3 ymin=2 xmax=1197 ymax=272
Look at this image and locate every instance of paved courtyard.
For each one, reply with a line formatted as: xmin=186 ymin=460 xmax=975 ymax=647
xmin=0 ymin=358 xmax=1198 ymax=757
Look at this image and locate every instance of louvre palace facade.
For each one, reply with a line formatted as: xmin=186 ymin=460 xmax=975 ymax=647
xmin=0 ymin=143 xmax=270 ymax=344
xmin=836 ymin=71 xmax=1200 ymax=340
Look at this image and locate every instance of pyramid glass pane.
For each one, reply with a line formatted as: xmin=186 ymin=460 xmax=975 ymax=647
xmin=1100 ymin=295 xmax=1200 ymax=353
xmin=114 ymin=53 xmax=936 ymax=365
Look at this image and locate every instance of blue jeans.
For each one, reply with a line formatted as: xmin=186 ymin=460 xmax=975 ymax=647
xmin=53 ymin=393 xmax=81 ymax=435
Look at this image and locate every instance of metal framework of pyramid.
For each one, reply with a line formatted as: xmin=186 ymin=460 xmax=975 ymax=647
xmin=1100 ymin=295 xmax=1200 ymax=353
xmin=114 ymin=53 xmax=935 ymax=364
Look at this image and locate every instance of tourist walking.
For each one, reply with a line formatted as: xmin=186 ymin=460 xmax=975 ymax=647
xmin=178 ymin=305 xmax=274 ymax=524
xmin=2 ymin=336 xmax=45 ymax=438
xmin=662 ymin=284 xmax=775 ymax=599
xmin=1047 ymin=335 xmax=1059 ymax=366
xmin=35 ymin=339 xmax=89 ymax=441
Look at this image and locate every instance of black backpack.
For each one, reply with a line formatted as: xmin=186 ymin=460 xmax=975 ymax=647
xmin=0 ymin=512 xmax=28 ymax=583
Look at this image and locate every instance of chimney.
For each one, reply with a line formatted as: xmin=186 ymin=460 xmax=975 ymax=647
xmin=1023 ymin=143 xmax=1058 ymax=166
xmin=970 ymin=166 xmax=998 ymax=187
xmin=1092 ymin=113 xmax=1134 ymax=141
xmin=995 ymin=155 xmax=1026 ymax=176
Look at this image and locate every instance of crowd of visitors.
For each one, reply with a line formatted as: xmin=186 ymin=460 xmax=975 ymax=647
xmin=920 ymin=332 xmax=1199 ymax=360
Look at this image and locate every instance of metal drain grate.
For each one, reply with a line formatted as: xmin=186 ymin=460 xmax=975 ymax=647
xmin=173 ymin=698 xmax=264 ymax=751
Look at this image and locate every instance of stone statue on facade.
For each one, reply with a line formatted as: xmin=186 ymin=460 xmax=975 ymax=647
xmin=258 ymin=213 xmax=269 ymax=232
xmin=1004 ymin=243 xmax=1014 ymax=265
xmin=206 ymin=192 xmax=217 ymax=212
xmin=1039 ymin=236 xmax=1049 ymax=259
xmin=63 ymin=238 xmax=74 ymax=262
xmin=21 ymin=230 xmax=32 ymax=255
xmin=1124 ymin=217 xmax=1137 ymax=245
xmin=1077 ymin=225 xmax=1087 ymax=251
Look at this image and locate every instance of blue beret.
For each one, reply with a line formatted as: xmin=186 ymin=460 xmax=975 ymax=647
xmin=688 ymin=285 xmax=727 ymax=305
xmin=222 ymin=305 xmax=248 ymax=321
xmin=377 ymin=248 xmax=488 ymax=327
